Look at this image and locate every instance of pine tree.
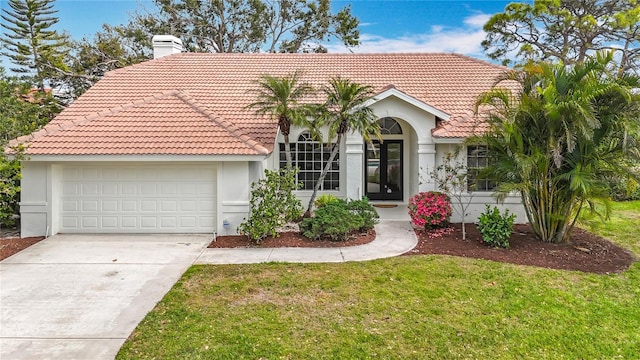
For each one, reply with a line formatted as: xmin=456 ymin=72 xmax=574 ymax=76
xmin=1 ymin=0 xmax=69 ymax=90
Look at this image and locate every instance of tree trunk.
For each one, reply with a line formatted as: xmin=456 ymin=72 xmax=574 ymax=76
xmin=283 ymin=134 xmax=292 ymax=169
xmin=279 ymin=115 xmax=292 ymax=168
xmin=304 ymin=133 xmax=342 ymax=217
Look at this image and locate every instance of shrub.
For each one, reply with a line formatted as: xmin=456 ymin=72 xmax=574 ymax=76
xmin=314 ymin=194 xmax=340 ymax=208
xmin=300 ymin=198 xmax=378 ymax=241
xmin=408 ymin=191 xmax=452 ymax=230
xmin=606 ymin=176 xmax=640 ymax=201
xmin=346 ymin=197 xmax=379 ymax=231
xmin=477 ymin=205 xmax=515 ymax=249
xmin=238 ymin=168 xmax=302 ymax=243
xmin=0 ymin=146 xmax=24 ymax=228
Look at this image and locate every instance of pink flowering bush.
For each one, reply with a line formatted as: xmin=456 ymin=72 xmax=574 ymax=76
xmin=408 ymin=191 xmax=452 ymax=230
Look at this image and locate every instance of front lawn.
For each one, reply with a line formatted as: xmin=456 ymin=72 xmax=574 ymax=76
xmin=118 ymin=201 xmax=640 ymax=359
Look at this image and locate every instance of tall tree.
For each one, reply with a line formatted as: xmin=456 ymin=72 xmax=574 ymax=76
xmin=305 ymin=77 xmax=381 ymax=216
xmin=1 ymin=0 xmax=69 ymax=90
xmin=247 ymin=72 xmax=315 ymax=168
xmin=61 ymin=25 xmax=150 ymax=100
xmin=473 ymin=52 xmax=640 ymax=243
xmin=482 ymin=0 xmax=640 ymax=75
xmin=1 ymin=68 xmax=61 ymax=226
xmin=109 ymin=0 xmax=359 ymax=54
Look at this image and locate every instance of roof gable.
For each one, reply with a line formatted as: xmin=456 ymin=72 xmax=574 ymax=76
xmin=14 ymin=90 xmax=269 ymax=155
xmin=367 ymin=85 xmax=451 ymax=120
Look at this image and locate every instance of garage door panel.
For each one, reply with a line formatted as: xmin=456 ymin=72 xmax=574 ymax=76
xmin=60 ymin=165 xmax=216 ymax=233
xmin=180 ymin=217 xmax=196 ymax=228
xmin=180 ymin=200 xmax=197 ymax=211
xmin=101 ymin=200 xmax=118 ymax=212
xmin=122 ymin=200 xmax=137 ymax=212
xmin=140 ymin=183 xmax=157 ymax=196
xmin=82 ymin=217 xmax=98 ymax=229
xmin=82 ymin=200 xmax=98 ymax=212
xmin=101 ymin=217 xmax=118 ymax=228
xmin=141 ymin=200 xmax=156 ymax=212
xmin=102 ymin=183 xmax=118 ymax=196
xmin=82 ymin=168 xmax=99 ymax=180
xmin=121 ymin=217 xmax=137 ymax=228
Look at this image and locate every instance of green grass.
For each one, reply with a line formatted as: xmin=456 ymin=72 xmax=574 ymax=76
xmin=118 ymin=201 xmax=640 ymax=359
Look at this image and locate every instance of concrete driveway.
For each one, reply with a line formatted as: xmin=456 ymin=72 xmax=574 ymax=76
xmin=0 ymin=234 xmax=210 ymax=360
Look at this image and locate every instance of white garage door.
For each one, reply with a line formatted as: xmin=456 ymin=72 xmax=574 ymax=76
xmin=60 ymin=164 xmax=216 ymax=233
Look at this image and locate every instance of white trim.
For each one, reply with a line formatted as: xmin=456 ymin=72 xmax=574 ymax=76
xmin=364 ymin=88 xmax=451 ymax=120
xmin=19 ymin=201 xmax=47 ymax=206
xmin=221 ymin=201 xmax=250 ymax=206
xmin=24 ymin=154 xmax=268 ymax=162
xmin=433 ymin=137 xmax=466 ymax=144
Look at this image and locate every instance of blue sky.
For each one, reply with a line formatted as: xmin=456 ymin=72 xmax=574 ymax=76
xmin=4 ymin=0 xmax=520 ymax=59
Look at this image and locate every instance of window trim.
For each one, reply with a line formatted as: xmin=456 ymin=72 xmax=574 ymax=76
xmin=467 ymin=145 xmax=495 ymax=192
xmin=278 ymin=132 xmax=340 ymax=191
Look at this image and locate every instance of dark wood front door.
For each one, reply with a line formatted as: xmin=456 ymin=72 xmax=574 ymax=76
xmin=365 ymin=140 xmax=403 ymax=201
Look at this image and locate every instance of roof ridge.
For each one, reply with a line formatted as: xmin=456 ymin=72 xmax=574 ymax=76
xmin=448 ymin=53 xmax=510 ymax=70
xmin=173 ymin=90 xmax=270 ymax=155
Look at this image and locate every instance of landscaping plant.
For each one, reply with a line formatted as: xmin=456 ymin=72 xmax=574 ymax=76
xmin=477 ymin=205 xmax=516 ymax=248
xmin=408 ymin=191 xmax=452 ymax=230
xmin=304 ymin=77 xmax=382 ymax=216
xmin=314 ymin=194 xmax=340 ymax=208
xmin=247 ymin=72 xmax=315 ymax=168
xmin=300 ymin=197 xmax=378 ymax=241
xmin=238 ymin=168 xmax=302 ymax=243
xmin=473 ymin=52 xmax=640 ymax=243
xmin=429 ymin=149 xmax=475 ymax=240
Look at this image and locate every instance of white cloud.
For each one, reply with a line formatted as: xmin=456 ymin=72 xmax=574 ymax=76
xmin=463 ymin=13 xmax=492 ymax=28
xmin=325 ymin=13 xmax=491 ymax=59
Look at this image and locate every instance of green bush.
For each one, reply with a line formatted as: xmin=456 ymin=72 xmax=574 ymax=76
xmin=346 ymin=197 xmax=379 ymax=231
xmin=606 ymin=176 xmax=640 ymax=201
xmin=238 ymin=168 xmax=302 ymax=243
xmin=0 ymin=146 xmax=24 ymax=228
xmin=314 ymin=194 xmax=340 ymax=208
xmin=477 ymin=205 xmax=516 ymax=249
xmin=300 ymin=198 xmax=378 ymax=241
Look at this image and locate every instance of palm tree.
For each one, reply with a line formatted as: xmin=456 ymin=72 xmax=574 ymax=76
xmin=305 ymin=77 xmax=382 ymax=216
xmin=473 ymin=52 xmax=640 ymax=243
xmin=247 ymin=72 xmax=314 ymax=168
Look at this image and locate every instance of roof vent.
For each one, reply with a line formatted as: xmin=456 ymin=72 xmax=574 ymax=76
xmin=152 ymin=35 xmax=183 ymax=59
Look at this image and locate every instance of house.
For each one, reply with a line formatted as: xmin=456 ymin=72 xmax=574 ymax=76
xmin=11 ymin=35 xmax=526 ymax=237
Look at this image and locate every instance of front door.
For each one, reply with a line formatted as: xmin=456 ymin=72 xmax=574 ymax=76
xmin=365 ymin=140 xmax=403 ymax=200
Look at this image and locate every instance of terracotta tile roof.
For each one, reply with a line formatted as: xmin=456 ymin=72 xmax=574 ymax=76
xmin=12 ymin=52 xmax=510 ymax=155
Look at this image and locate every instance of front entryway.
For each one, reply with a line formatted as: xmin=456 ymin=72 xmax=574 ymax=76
xmin=365 ymin=140 xmax=403 ymax=200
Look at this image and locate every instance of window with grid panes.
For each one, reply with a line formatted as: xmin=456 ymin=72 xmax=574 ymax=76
xmin=467 ymin=145 xmax=495 ymax=191
xmin=278 ymin=132 xmax=339 ymax=191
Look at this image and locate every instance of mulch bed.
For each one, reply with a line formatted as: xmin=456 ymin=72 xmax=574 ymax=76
xmin=2 ymin=224 xmax=635 ymax=274
xmin=1 ymin=236 xmax=46 ymax=261
xmin=209 ymin=229 xmax=376 ymax=248
xmin=409 ymin=223 xmax=636 ymax=274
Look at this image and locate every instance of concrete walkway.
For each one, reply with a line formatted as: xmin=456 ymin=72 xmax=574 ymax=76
xmin=1 ymin=220 xmax=415 ymax=360
xmin=195 ymin=220 xmax=417 ymax=264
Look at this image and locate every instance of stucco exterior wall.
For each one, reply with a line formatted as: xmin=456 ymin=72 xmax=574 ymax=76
xmin=433 ymin=144 xmax=528 ymax=224
xmin=216 ymin=161 xmax=252 ymax=235
xmin=20 ymin=162 xmax=50 ymax=237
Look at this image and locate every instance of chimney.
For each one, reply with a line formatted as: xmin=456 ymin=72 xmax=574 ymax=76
xmin=152 ymin=35 xmax=183 ymax=59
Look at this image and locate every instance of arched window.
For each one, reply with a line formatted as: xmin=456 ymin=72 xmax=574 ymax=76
xmin=378 ymin=117 xmax=403 ymax=134
xmin=278 ymin=132 xmax=339 ymax=191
